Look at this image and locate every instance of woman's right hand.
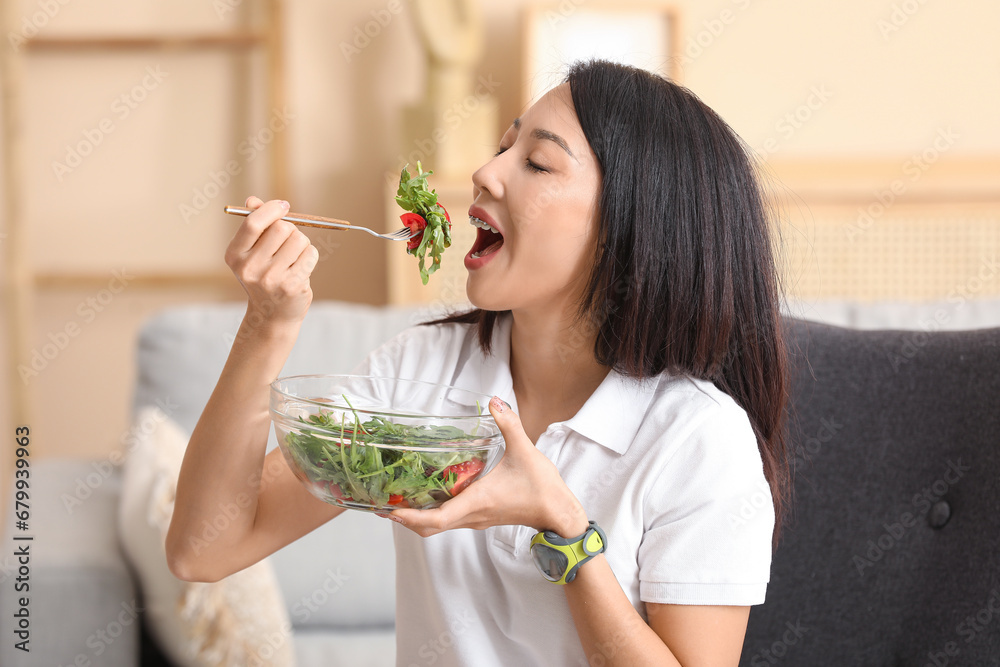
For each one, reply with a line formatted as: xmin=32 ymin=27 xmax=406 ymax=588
xmin=170 ymin=197 xmax=337 ymax=583
xmin=224 ymin=196 xmax=320 ymax=329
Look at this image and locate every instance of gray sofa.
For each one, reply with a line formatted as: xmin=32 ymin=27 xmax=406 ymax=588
xmin=3 ymin=299 xmax=999 ymax=666
xmin=1 ymin=301 xmax=434 ymax=667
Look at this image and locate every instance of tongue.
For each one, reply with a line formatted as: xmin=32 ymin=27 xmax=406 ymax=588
xmin=479 ymin=236 xmax=504 ymax=257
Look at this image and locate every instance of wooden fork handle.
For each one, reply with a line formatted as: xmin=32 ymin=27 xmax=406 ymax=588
xmin=223 ymin=205 xmax=351 ymax=230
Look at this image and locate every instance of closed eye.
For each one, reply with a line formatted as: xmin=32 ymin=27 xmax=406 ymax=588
xmin=524 ymin=159 xmax=547 ymax=173
xmin=493 ymin=147 xmax=547 ymax=173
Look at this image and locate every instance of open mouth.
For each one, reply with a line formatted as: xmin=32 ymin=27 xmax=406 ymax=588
xmin=469 ymin=216 xmax=504 ymax=259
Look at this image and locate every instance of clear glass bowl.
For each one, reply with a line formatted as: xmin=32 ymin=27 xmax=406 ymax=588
xmin=270 ymin=374 xmax=504 ymax=512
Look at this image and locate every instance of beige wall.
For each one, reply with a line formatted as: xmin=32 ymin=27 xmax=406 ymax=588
xmin=1 ymin=0 xmax=998 ymax=480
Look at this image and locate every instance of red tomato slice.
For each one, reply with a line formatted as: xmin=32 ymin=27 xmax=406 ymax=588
xmin=442 ymin=459 xmax=486 ymax=496
xmin=401 ymin=212 xmax=427 ymax=251
xmin=388 ymin=494 xmax=409 ymax=507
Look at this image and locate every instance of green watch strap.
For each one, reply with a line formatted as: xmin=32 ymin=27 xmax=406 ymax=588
xmin=530 ymin=521 xmax=607 ymax=585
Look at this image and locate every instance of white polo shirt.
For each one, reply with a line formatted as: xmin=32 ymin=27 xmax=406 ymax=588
xmin=352 ymin=311 xmax=774 ymax=666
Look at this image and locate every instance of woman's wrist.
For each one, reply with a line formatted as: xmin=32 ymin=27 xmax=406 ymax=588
xmin=238 ymin=307 xmax=303 ymax=345
xmin=220 ymin=310 xmax=303 ymax=385
xmin=545 ymin=496 xmax=590 ymax=538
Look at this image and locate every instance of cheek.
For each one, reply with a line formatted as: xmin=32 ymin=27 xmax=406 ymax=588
xmin=515 ymin=206 xmax=596 ymax=281
xmin=540 ymin=186 xmax=598 ymax=257
xmin=505 ymin=174 xmax=599 ymax=275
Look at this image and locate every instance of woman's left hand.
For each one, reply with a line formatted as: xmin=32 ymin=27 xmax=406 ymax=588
xmin=386 ymin=396 xmax=590 ymax=538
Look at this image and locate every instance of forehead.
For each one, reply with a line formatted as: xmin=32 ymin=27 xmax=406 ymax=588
xmin=511 ymin=83 xmax=586 ymax=147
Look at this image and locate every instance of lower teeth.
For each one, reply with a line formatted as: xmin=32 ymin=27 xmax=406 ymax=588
xmin=471 ymin=240 xmax=502 ymax=260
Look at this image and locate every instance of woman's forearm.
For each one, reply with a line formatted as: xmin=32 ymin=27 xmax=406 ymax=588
xmin=165 ymin=314 xmax=300 ymax=579
xmin=565 ymin=556 xmax=681 ymax=666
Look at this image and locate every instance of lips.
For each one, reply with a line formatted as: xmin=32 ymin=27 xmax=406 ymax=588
xmin=467 ymin=206 xmax=504 ymax=260
xmin=465 ymin=206 xmax=505 ymax=269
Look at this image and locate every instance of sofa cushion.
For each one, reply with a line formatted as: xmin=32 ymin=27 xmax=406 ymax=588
xmin=740 ymin=318 xmax=1000 ymax=665
xmin=293 ymin=628 xmax=395 ymax=666
xmin=0 ymin=460 xmax=138 ymax=667
xmin=118 ymin=406 xmax=296 ymax=667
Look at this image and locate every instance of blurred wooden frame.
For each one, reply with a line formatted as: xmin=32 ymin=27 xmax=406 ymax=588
xmin=0 ymin=0 xmax=289 ymax=514
xmin=520 ymin=2 xmax=681 ymax=108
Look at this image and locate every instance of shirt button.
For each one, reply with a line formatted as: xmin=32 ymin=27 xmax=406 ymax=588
xmin=928 ymin=500 xmax=951 ymax=529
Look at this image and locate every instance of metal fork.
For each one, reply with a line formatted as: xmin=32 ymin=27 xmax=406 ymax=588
xmin=223 ymin=205 xmax=417 ymax=241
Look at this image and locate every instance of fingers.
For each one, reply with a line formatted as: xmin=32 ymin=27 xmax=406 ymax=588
xmin=227 ymin=198 xmax=290 ymax=258
xmin=225 ymin=199 xmax=319 ymax=291
xmin=386 ymin=397 xmax=582 ymax=539
xmin=487 ymin=395 xmax=514 ymax=421
xmin=288 ymin=242 xmax=320 ymax=279
xmin=389 ymin=503 xmax=461 ymax=537
xmin=487 ymin=396 xmax=532 ymax=452
xmin=269 ymin=225 xmax=313 ymax=271
xmin=388 ymin=478 xmax=495 ymax=536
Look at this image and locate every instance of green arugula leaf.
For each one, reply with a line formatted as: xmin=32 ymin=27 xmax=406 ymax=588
xmin=396 ymin=161 xmax=452 ymax=285
xmin=284 ymin=405 xmax=487 ymax=510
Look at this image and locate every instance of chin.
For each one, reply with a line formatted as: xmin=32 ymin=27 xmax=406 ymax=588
xmin=464 ymin=278 xmax=510 ymax=313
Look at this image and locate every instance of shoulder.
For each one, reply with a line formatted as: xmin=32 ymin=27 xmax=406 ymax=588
xmin=638 ymin=374 xmax=769 ymax=534
xmin=636 ymin=376 xmax=774 ymax=605
xmin=642 ymin=375 xmax=758 ymax=464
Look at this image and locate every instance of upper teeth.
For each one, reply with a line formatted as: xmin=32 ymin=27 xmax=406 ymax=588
xmin=469 ymin=215 xmax=498 ymax=234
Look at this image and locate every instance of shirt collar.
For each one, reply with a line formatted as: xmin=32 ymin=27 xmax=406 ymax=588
xmin=452 ymin=312 xmax=516 ymax=410
xmin=561 ymin=370 xmax=661 ymax=455
xmin=453 ymin=312 xmax=661 ymax=456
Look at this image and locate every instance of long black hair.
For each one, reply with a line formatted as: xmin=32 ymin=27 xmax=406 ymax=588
xmin=423 ymin=59 xmax=789 ymax=542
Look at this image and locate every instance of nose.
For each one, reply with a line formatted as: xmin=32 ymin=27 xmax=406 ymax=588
xmin=471 ymin=152 xmax=505 ymax=202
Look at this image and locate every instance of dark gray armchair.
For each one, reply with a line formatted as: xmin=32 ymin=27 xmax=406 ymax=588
xmin=741 ymin=319 xmax=1000 ymax=666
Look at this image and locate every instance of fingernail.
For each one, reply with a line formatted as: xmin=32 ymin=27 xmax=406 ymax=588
xmin=279 ymin=200 xmax=289 ymax=209
xmin=490 ymin=396 xmax=506 ymax=413
xmin=390 ymin=515 xmax=404 ymax=524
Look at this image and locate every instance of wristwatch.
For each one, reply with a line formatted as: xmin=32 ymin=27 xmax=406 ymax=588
xmin=530 ymin=521 xmax=607 ymax=585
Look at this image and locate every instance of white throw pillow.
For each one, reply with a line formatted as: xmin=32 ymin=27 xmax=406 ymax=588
xmin=118 ymin=406 xmax=296 ymax=666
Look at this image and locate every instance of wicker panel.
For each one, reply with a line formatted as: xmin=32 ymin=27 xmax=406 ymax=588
xmin=777 ymin=204 xmax=1000 ymax=301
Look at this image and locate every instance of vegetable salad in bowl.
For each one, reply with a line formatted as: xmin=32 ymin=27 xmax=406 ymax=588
xmin=270 ymin=375 xmax=504 ymax=512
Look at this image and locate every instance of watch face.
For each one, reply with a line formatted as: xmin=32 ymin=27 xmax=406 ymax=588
xmin=530 ymin=543 xmax=568 ymax=582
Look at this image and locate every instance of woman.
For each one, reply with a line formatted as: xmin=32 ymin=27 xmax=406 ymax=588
xmin=168 ymin=59 xmax=789 ymax=665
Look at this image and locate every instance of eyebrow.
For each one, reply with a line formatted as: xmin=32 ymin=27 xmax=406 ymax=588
xmin=512 ymin=117 xmax=577 ymax=160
